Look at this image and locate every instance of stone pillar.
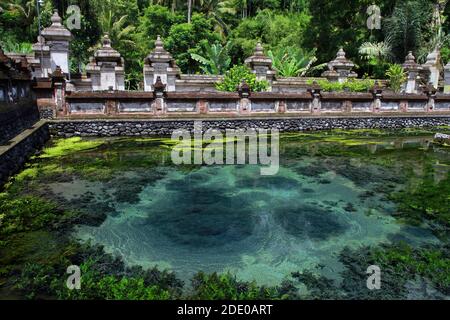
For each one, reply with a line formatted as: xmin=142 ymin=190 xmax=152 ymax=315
xmin=422 ymin=48 xmax=441 ymax=89
xmin=306 ymin=83 xmax=321 ymax=113
xmin=51 ymin=66 xmax=66 ymax=116
xmin=277 ymin=100 xmax=286 ymax=113
xmin=424 ymin=84 xmax=437 ymax=112
xmin=41 ymin=10 xmax=72 ymax=75
xmin=244 ymin=43 xmax=276 ymax=91
xmin=152 ymin=76 xmax=166 ymax=115
xmin=144 ymin=36 xmax=180 ymax=92
xmin=402 ymin=51 xmax=422 ymax=93
xmin=321 ymin=48 xmax=357 ymax=83
xmin=372 ymin=83 xmax=383 ymax=113
xmin=444 ymin=61 xmax=450 ymax=93
xmin=86 ymin=34 xmax=125 ymax=91
xmin=238 ymin=81 xmax=251 ymax=115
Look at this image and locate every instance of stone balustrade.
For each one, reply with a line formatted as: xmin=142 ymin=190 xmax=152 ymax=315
xmin=58 ymin=89 xmax=450 ymax=119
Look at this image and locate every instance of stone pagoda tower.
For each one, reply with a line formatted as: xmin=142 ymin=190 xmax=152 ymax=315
xmin=402 ymin=51 xmax=422 ymax=93
xmin=40 ymin=10 xmax=72 ymax=75
xmin=86 ymin=34 xmax=125 ymax=91
xmin=245 ymin=42 xmax=276 ymax=89
xmin=143 ymin=36 xmax=180 ymax=92
xmin=322 ymin=48 xmax=357 ymax=83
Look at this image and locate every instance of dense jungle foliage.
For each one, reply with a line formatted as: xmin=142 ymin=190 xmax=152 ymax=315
xmin=1 ymin=0 xmax=450 ymax=89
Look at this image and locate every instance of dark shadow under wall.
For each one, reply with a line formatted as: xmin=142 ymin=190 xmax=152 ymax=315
xmin=0 ymin=122 xmax=49 ymax=189
xmin=0 ymin=100 xmax=40 ymax=145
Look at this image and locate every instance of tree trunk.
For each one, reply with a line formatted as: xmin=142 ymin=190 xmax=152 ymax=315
xmin=188 ymin=0 xmax=192 ymax=23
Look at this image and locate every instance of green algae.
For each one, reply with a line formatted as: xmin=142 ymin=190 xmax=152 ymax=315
xmin=39 ymin=137 xmax=104 ymax=158
xmin=1 ymin=128 xmax=449 ymax=299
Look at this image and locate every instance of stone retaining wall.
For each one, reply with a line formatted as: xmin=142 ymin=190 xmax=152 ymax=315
xmin=0 ymin=101 xmax=40 ymax=144
xmin=48 ymin=116 xmax=450 ymax=137
xmin=0 ymin=121 xmax=49 ymax=188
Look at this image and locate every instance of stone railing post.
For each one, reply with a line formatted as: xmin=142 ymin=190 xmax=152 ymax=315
xmin=424 ymin=84 xmax=437 ymax=112
xmin=238 ymin=81 xmax=251 ymax=115
xmin=144 ymin=36 xmax=180 ymax=92
xmin=422 ymin=48 xmax=441 ymax=89
xmin=244 ymin=43 xmax=276 ymax=91
xmin=444 ymin=61 xmax=450 ymax=94
xmin=321 ymin=48 xmax=357 ymax=83
xmin=51 ymin=66 xmax=66 ymax=117
xmin=308 ymin=82 xmax=321 ymax=113
xmin=371 ymin=83 xmax=383 ymax=113
xmin=402 ymin=51 xmax=422 ymax=93
xmin=152 ymin=76 xmax=166 ymax=115
xmin=86 ymin=34 xmax=125 ymax=91
xmin=198 ymin=100 xmax=208 ymax=114
xmin=277 ymin=100 xmax=286 ymax=113
xmin=41 ymin=10 xmax=72 ymax=76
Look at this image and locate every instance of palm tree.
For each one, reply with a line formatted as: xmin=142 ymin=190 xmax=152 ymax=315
xmin=358 ymin=42 xmax=393 ymax=62
xmin=98 ymin=10 xmax=135 ymax=49
xmin=190 ymin=41 xmax=231 ymax=74
xmin=384 ymin=1 xmax=432 ymax=62
xmin=197 ymin=0 xmax=235 ymax=35
xmin=428 ymin=1 xmax=449 ymax=53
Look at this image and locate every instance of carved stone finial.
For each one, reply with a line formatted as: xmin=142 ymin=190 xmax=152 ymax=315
xmin=153 ymin=76 xmax=167 ymax=98
xmin=405 ymin=51 xmax=415 ymax=64
xmin=51 ymin=65 xmax=65 ymax=81
xmin=336 ymin=48 xmax=346 ymax=60
xmin=102 ymin=33 xmax=112 ymax=48
xmin=153 ymin=76 xmax=166 ymax=91
xmin=50 ymin=10 xmax=62 ymax=26
xmin=403 ymin=51 xmax=421 ymax=71
xmin=254 ymin=42 xmax=264 ymax=56
xmin=155 ymin=35 xmax=164 ymax=51
xmin=238 ymin=80 xmax=251 ymax=98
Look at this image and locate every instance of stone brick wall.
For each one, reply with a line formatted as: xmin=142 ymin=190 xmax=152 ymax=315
xmin=0 ymin=101 xmax=40 ymax=144
xmin=48 ymin=116 xmax=450 ymax=138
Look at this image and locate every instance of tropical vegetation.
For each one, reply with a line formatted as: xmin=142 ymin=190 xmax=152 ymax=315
xmin=1 ymin=0 xmax=449 ymax=89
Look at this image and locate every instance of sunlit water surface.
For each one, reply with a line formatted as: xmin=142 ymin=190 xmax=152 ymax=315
xmin=43 ymin=135 xmax=447 ymax=286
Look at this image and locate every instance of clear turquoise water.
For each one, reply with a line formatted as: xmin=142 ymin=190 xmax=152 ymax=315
xmin=41 ymin=135 xmax=445 ymax=286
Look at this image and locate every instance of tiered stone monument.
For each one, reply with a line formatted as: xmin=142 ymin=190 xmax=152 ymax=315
xmin=41 ymin=10 xmax=72 ymax=75
xmin=244 ymin=43 xmax=276 ymax=90
xmin=402 ymin=51 xmax=422 ymax=94
xmin=31 ymin=36 xmax=51 ymax=78
xmin=143 ymin=36 xmax=180 ymax=92
xmin=321 ymin=48 xmax=357 ymax=83
xmin=86 ymin=34 xmax=125 ymax=91
xmin=422 ymin=48 xmax=441 ymax=89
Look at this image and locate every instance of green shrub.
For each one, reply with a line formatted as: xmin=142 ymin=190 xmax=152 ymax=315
xmin=372 ymin=243 xmax=450 ymax=294
xmin=386 ymin=64 xmax=407 ymax=93
xmin=189 ymin=272 xmax=278 ymax=300
xmin=54 ymin=260 xmax=171 ymax=300
xmin=0 ymin=194 xmax=70 ymax=235
xmin=215 ymin=65 xmax=269 ymax=92
xmin=307 ymin=79 xmax=374 ymax=92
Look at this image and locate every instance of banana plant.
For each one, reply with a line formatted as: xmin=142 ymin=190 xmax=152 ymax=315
xmin=267 ymin=47 xmax=326 ymax=77
xmin=190 ymin=41 xmax=231 ymax=75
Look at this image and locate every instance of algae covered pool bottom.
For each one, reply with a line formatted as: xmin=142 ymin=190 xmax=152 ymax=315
xmin=5 ymin=130 xmax=450 ymax=295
